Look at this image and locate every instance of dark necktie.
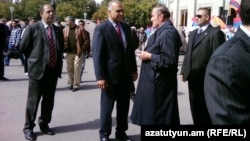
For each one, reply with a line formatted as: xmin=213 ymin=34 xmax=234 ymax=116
xmin=194 ymin=28 xmax=202 ymax=44
xmin=115 ymin=24 xmax=123 ymax=43
xmin=47 ymin=26 xmax=57 ymax=67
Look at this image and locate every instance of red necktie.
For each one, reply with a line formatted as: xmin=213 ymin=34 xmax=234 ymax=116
xmin=47 ymin=26 xmax=57 ymax=67
xmin=115 ymin=24 xmax=123 ymax=43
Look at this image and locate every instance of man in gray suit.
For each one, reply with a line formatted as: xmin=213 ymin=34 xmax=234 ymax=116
xmin=204 ymin=0 xmax=250 ymax=124
xmin=92 ymin=0 xmax=138 ymax=141
xmin=20 ymin=4 xmax=64 ymax=141
xmin=180 ymin=8 xmax=225 ymax=125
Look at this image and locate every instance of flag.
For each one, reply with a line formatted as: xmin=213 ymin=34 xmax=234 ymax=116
xmin=229 ymin=0 xmax=240 ymax=13
xmin=233 ymin=17 xmax=242 ymax=28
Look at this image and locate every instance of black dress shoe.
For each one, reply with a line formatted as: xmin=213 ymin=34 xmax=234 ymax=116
xmin=0 ymin=76 xmax=9 ymax=81
xmin=69 ymin=85 xmax=73 ymax=90
xmin=115 ymin=132 xmax=133 ymax=141
xmin=72 ymin=86 xmax=79 ymax=92
xmin=100 ymin=136 xmax=110 ymax=141
xmin=23 ymin=130 xmax=37 ymax=141
xmin=39 ymin=125 xmax=55 ymax=135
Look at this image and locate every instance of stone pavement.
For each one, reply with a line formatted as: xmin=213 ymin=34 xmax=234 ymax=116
xmin=0 ymin=55 xmax=192 ymax=141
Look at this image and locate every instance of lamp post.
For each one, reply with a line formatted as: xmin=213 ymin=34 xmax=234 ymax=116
xmin=83 ymin=6 xmax=89 ymax=19
xmin=9 ymin=6 xmax=14 ymax=20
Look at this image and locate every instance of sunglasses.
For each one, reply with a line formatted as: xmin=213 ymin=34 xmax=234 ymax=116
xmin=195 ymin=15 xmax=206 ymax=18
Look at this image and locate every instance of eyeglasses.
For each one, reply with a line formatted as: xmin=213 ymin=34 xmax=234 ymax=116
xmin=195 ymin=14 xmax=206 ymax=18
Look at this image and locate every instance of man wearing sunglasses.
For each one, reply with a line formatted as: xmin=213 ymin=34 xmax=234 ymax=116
xmin=180 ymin=8 xmax=225 ymax=125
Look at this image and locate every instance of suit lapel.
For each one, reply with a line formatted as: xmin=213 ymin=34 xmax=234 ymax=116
xmin=106 ymin=20 xmax=125 ymax=49
xmin=193 ymin=26 xmax=212 ymax=48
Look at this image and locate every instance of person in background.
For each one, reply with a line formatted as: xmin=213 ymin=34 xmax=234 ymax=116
xmin=78 ymin=19 xmax=90 ymax=82
xmin=180 ymin=8 xmax=225 ymax=125
xmin=21 ymin=16 xmax=37 ymax=76
xmin=4 ymin=19 xmax=24 ymax=66
xmin=204 ymin=0 xmax=250 ymax=124
xmin=136 ymin=27 xmax=147 ymax=51
xmin=54 ymin=19 xmax=64 ymax=31
xmin=63 ymin=16 xmax=89 ymax=91
xmin=0 ymin=20 xmax=9 ymax=80
xmin=92 ymin=0 xmax=138 ymax=140
xmin=131 ymin=5 xmax=181 ymax=125
xmin=20 ymin=4 xmax=64 ymax=141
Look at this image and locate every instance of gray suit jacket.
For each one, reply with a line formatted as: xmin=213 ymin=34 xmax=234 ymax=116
xmin=204 ymin=28 xmax=250 ymax=124
xmin=20 ymin=21 xmax=64 ymax=80
xmin=180 ymin=25 xmax=225 ymax=81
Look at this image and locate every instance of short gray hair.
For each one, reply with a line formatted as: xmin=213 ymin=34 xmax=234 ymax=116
xmin=65 ymin=16 xmax=75 ymax=22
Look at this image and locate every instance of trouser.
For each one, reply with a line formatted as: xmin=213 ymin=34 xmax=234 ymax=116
xmin=23 ymin=66 xmax=58 ymax=131
xmin=66 ymin=53 xmax=83 ymax=86
xmin=99 ymin=81 xmax=130 ymax=137
xmin=80 ymin=52 xmax=86 ymax=80
xmin=188 ymin=80 xmax=212 ymax=125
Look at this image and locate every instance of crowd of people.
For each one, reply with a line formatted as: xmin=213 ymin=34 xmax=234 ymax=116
xmin=1 ymin=0 xmax=250 ymax=141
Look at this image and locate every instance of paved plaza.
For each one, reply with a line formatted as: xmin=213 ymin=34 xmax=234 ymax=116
xmin=0 ymin=55 xmax=192 ymax=141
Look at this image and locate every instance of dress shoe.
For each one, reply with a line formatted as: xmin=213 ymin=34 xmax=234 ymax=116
xmin=39 ymin=125 xmax=55 ymax=135
xmin=23 ymin=130 xmax=37 ymax=141
xmin=72 ymin=86 xmax=79 ymax=92
xmin=115 ymin=132 xmax=133 ymax=141
xmin=69 ymin=85 xmax=73 ymax=90
xmin=100 ymin=136 xmax=110 ymax=141
xmin=0 ymin=76 xmax=9 ymax=81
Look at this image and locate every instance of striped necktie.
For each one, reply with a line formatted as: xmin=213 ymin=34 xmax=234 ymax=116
xmin=47 ymin=26 xmax=57 ymax=67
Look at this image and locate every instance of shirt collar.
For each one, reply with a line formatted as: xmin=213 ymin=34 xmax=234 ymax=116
xmin=199 ymin=24 xmax=209 ymax=31
xmin=240 ymin=25 xmax=250 ymax=38
xmin=109 ymin=18 xmax=119 ymax=27
xmin=42 ymin=20 xmax=52 ymax=29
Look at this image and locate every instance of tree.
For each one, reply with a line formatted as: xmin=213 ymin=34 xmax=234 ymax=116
xmin=91 ymin=0 xmax=158 ymax=28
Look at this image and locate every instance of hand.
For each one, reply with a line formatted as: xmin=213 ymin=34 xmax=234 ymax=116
xmin=137 ymin=51 xmax=152 ymax=61
xmin=97 ymin=80 xmax=108 ymax=89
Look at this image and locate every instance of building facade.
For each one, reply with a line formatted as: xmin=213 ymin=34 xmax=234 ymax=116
xmin=166 ymin=0 xmax=241 ymax=29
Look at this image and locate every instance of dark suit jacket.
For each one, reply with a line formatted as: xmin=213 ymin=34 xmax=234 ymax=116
xmin=20 ymin=21 xmax=64 ymax=80
xmin=204 ymin=28 xmax=250 ymax=124
xmin=92 ymin=20 xmax=137 ymax=84
xmin=180 ymin=25 xmax=225 ymax=81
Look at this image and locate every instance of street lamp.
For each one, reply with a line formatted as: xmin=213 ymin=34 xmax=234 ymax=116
xmin=83 ymin=6 xmax=89 ymax=19
xmin=9 ymin=6 xmax=14 ymax=20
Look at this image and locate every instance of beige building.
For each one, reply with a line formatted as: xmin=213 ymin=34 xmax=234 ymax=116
xmin=166 ymin=0 xmax=241 ymax=29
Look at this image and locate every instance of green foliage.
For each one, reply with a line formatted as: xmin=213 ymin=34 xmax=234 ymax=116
xmin=91 ymin=0 xmax=158 ymax=28
xmin=0 ymin=0 xmax=159 ymax=27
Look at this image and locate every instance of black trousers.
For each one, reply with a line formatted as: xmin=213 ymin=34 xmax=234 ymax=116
xmin=99 ymin=81 xmax=130 ymax=138
xmin=0 ymin=51 xmax=4 ymax=77
xmin=23 ymin=66 xmax=58 ymax=131
xmin=188 ymin=79 xmax=212 ymax=125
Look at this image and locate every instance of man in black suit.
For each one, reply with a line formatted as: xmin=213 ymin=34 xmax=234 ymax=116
xmin=92 ymin=0 xmax=138 ymax=141
xmin=204 ymin=0 xmax=250 ymax=124
xmin=20 ymin=4 xmax=64 ymax=141
xmin=180 ymin=8 xmax=225 ymax=125
xmin=0 ymin=21 xmax=8 ymax=80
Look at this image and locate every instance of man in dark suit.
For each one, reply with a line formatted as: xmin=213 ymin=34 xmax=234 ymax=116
xmin=131 ymin=5 xmax=181 ymax=125
xmin=20 ymin=4 xmax=64 ymax=141
xmin=204 ymin=0 xmax=250 ymax=124
xmin=0 ymin=21 xmax=9 ymax=80
xmin=92 ymin=0 xmax=138 ymax=141
xmin=180 ymin=8 xmax=225 ymax=125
